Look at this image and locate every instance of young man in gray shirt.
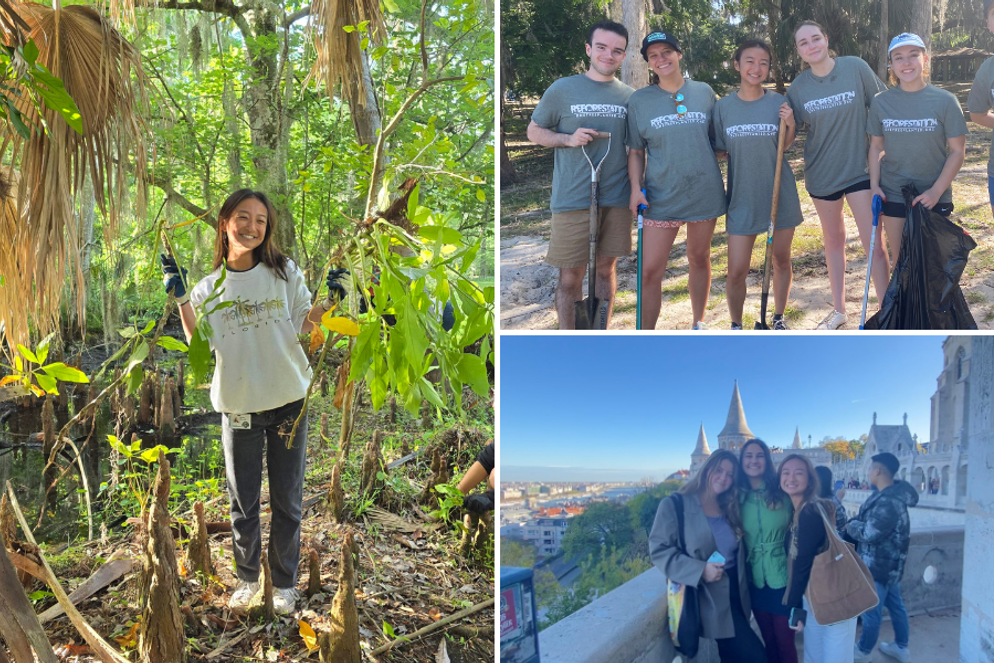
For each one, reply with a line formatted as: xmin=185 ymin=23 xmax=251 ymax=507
xmin=527 ymin=20 xmax=635 ymax=329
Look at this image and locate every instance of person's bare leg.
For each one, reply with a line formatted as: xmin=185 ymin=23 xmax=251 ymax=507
xmin=594 ymin=255 xmax=618 ymax=328
xmin=640 ymin=225 xmax=681 ymax=329
xmin=847 ymin=189 xmax=891 ymax=302
xmin=686 ymin=219 xmax=717 ymax=326
xmin=881 ymin=214 xmax=905 ymax=269
xmin=725 ymin=234 xmax=757 ymax=325
xmin=555 ymin=266 xmax=585 ymax=330
xmin=811 ymin=197 xmax=848 ymax=314
xmin=772 ymin=226 xmax=796 ymax=315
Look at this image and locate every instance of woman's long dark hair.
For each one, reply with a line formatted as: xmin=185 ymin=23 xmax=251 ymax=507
xmin=681 ymin=449 xmax=743 ymax=536
xmin=815 ymin=465 xmax=836 ymax=499
xmin=212 ymin=189 xmax=289 ymax=281
xmin=737 ymin=438 xmax=787 ymax=509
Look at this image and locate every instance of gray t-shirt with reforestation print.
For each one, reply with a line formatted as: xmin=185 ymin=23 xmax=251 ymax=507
xmin=531 ymin=74 xmax=635 ymax=213
xmin=867 ymin=84 xmax=967 ymax=205
xmin=712 ymin=90 xmax=804 ymax=235
xmin=967 ymin=55 xmax=994 ymax=176
xmin=786 ymin=56 xmax=886 ymax=197
xmin=626 ymin=81 xmax=727 ymax=221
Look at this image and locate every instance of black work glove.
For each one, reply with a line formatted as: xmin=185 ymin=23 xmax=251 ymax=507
xmin=160 ymin=254 xmax=189 ymax=305
xmin=324 ymin=267 xmax=350 ymax=309
xmin=464 ymin=489 xmax=494 ymax=514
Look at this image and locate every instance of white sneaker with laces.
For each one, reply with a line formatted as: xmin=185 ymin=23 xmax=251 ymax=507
xmin=816 ymin=309 xmax=848 ymax=330
xmin=692 ymin=321 xmax=707 ymax=330
xmin=228 ymin=580 xmax=260 ymax=614
xmin=853 ymin=643 xmax=874 ymax=663
xmin=273 ymin=587 xmax=299 ymax=616
xmin=880 ymin=641 xmax=911 ymax=663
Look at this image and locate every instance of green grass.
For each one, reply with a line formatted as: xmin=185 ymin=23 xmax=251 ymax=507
xmin=984 ymin=309 xmax=994 ymax=323
xmin=661 ymin=278 xmax=690 ymax=303
xmin=967 ymin=290 xmax=988 ymax=305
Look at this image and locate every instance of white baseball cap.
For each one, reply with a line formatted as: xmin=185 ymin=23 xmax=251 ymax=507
xmin=888 ymin=33 xmax=926 ymax=54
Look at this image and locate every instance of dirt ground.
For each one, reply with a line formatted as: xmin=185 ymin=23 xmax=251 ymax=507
xmin=500 ymin=82 xmax=994 ymax=330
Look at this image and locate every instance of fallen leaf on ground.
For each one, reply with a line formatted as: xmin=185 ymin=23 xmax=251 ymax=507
xmin=299 ymin=619 xmax=320 ymax=652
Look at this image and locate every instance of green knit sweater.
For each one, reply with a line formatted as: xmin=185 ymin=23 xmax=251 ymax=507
xmin=740 ymin=489 xmax=792 ymax=589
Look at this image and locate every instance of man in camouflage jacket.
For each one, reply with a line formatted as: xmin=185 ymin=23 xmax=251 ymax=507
xmin=848 ymin=452 xmax=919 ymax=663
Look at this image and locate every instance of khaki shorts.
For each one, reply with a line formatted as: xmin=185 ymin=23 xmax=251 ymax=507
xmin=545 ymin=206 xmax=633 ymax=268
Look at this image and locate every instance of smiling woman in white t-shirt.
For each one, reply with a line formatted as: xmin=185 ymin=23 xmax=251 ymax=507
xmin=868 ymin=33 xmax=967 ymax=267
xmin=159 ymin=189 xmax=338 ymax=617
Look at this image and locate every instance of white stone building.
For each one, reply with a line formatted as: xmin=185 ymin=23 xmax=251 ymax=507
xmin=832 ymin=336 xmax=971 ymax=507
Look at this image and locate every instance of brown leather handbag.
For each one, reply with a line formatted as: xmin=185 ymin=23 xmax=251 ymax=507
xmin=804 ymin=503 xmax=879 ymax=625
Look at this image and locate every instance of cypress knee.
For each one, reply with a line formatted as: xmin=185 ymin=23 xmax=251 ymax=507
xmin=326 ymin=463 xmax=345 ymax=523
xmin=247 ymin=550 xmax=275 ymax=621
xmin=139 ymin=449 xmax=187 ymax=663
xmin=326 ymin=532 xmax=361 ymax=663
xmin=186 ymin=500 xmax=213 ymax=578
xmin=307 ymin=549 xmax=322 ymax=598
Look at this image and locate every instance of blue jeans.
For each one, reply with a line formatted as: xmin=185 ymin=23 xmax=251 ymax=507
xmin=857 ymin=581 xmax=909 ymax=653
xmin=988 ymin=176 xmax=994 ymax=207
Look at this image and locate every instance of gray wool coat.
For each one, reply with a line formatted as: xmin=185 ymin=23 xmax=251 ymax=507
xmin=648 ymin=492 xmax=751 ymax=640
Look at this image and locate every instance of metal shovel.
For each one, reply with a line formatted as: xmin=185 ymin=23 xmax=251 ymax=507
xmin=574 ymin=131 xmax=612 ymax=330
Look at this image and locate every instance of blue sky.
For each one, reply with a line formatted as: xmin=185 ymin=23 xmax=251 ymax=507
xmin=501 ymin=335 xmax=949 ymax=482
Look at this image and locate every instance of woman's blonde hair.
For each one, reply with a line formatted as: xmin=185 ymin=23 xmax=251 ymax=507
xmin=681 ymin=449 xmax=743 ymax=536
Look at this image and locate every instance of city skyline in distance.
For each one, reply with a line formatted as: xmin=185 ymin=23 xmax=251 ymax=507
xmin=501 ymin=336 xmax=947 ymax=483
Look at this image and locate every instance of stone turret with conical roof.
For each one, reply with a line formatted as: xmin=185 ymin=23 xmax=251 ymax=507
xmin=793 ymin=427 xmax=802 ymax=449
xmin=718 ymin=380 xmax=755 ymax=451
xmin=690 ymin=423 xmax=711 ymax=478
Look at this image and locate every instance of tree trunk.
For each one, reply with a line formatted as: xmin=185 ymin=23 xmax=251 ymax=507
xmin=500 ymin=41 xmax=517 ymax=186
xmin=619 ymin=0 xmax=647 ymax=90
xmin=768 ymin=1 xmax=785 ymax=94
xmin=910 ymin=0 xmax=932 ymax=52
xmin=243 ymin=8 xmax=295 ymax=254
xmin=348 ymin=52 xmax=382 ymax=147
xmin=878 ymin=0 xmax=890 ymax=81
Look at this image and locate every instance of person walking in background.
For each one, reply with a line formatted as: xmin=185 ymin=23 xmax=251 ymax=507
xmin=527 ymin=20 xmax=634 ymax=329
xmin=868 ymin=33 xmax=966 ymax=268
xmin=967 ymin=0 xmax=994 ymax=218
xmin=848 ymin=453 xmax=919 ymax=663
xmin=712 ymin=40 xmax=804 ymax=331
xmin=780 ymin=454 xmax=857 ymax=663
xmin=815 ymin=465 xmax=848 ymax=538
xmin=787 ymin=20 xmax=889 ymax=329
xmin=738 ymin=439 xmax=796 ymax=663
xmin=650 ymin=449 xmax=768 ymax=662
xmin=628 ymin=31 xmax=726 ymax=330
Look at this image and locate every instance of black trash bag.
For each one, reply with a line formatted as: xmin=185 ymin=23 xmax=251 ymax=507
xmin=864 ymin=184 xmax=977 ymax=330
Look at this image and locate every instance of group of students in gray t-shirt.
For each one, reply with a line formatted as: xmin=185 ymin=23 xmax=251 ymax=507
xmin=529 ymin=18 xmax=982 ymax=331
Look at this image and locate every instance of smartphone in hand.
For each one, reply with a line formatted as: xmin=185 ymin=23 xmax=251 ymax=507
xmin=789 ymin=607 xmax=806 ymax=628
xmin=707 ymin=551 xmax=726 ymax=564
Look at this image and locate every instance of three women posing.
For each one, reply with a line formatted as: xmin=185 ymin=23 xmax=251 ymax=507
xmin=651 ymin=443 xmax=857 ymax=662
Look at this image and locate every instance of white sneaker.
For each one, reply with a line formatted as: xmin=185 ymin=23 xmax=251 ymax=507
xmin=691 ymin=321 xmax=707 ymax=330
xmin=816 ymin=309 xmax=848 ymax=330
xmin=228 ymin=580 xmax=260 ymax=614
xmin=854 ymin=643 xmax=874 ymax=663
xmin=273 ymin=587 xmax=299 ymax=616
xmin=880 ymin=641 xmax=911 ymax=663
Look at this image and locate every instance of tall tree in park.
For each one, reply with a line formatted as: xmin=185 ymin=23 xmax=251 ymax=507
xmin=608 ymin=0 xmax=647 ymax=90
xmin=878 ymin=0 xmax=889 ymax=80
xmin=910 ymin=0 xmax=932 ymax=51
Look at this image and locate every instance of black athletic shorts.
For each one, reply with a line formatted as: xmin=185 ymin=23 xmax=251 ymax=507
xmin=477 ymin=442 xmax=494 ymax=475
xmin=880 ymin=200 xmax=954 ymax=219
xmin=809 ymin=179 xmax=871 ymax=202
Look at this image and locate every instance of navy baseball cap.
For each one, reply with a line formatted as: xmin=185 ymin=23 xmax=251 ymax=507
xmin=641 ymin=32 xmax=682 ymax=61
